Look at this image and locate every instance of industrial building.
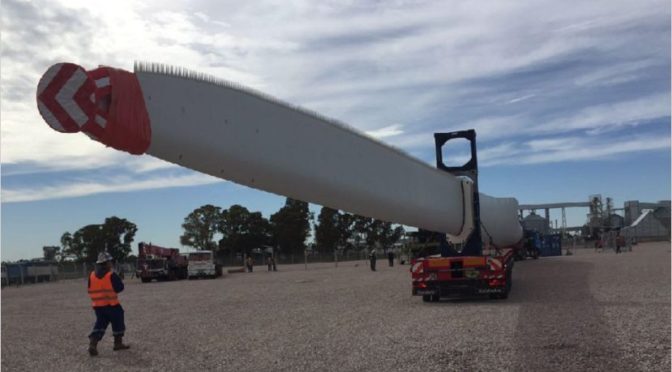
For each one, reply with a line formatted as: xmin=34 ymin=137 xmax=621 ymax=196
xmin=519 ymin=196 xmax=670 ymax=242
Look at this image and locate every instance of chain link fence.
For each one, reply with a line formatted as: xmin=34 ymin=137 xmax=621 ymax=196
xmin=4 ymin=249 xmax=408 ymax=286
xmin=216 ymin=249 xmax=406 ymax=270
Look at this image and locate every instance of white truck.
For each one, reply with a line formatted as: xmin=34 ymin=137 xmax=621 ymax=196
xmin=187 ymin=251 xmax=222 ymax=279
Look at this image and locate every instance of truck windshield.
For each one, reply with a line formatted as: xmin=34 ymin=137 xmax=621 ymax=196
xmin=148 ymin=260 xmax=165 ymax=269
xmin=189 ymin=253 xmax=211 ymax=261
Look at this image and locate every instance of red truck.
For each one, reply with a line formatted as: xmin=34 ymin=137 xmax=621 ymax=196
xmin=410 ymin=130 xmax=519 ymax=302
xmin=136 ymin=242 xmax=188 ymax=283
xmin=411 ymin=246 xmax=514 ymax=301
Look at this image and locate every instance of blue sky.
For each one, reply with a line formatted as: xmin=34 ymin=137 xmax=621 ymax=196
xmin=1 ymin=0 xmax=670 ymax=261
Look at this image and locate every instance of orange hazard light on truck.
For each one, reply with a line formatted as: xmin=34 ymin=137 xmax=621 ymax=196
xmin=427 ymin=258 xmax=451 ymax=268
xmin=463 ymin=257 xmax=486 ymax=266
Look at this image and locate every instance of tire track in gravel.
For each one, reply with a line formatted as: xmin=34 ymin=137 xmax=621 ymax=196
xmin=511 ymin=258 xmax=636 ymax=372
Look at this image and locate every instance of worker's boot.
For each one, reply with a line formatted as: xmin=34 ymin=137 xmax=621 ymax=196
xmin=113 ymin=336 xmax=130 ymax=351
xmin=88 ymin=336 xmax=99 ymax=356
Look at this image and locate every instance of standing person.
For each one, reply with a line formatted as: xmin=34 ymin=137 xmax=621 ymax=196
xmin=369 ymin=249 xmax=377 ymax=271
xmin=271 ymin=256 xmax=277 ymax=272
xmin=266 ymin=255 xmax=272 ymax=271
xmin=87 ymin=252 xmax=130 ymax=356
xmin=387 ymin=250 xmax=394 ymax=267
xmin=615 ymin=231 xmax=623 ymax=254
xmin=246 ymin=255 xmax=254 ymax=272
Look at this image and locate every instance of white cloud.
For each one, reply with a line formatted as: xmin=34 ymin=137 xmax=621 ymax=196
xmin=1 ymin=173 xmax=223 ymax=203
xmin=365 ymin=124 xmax=404 ymax=138
xmin=1 ymin=0 xmax=669 ymax=201
xmin=477 ymin=134 xmax=671 ymax=166
xmin=534 ymin=93 xmax=670 ymax=135
xmin=507 ymin=94 xmax=536 ymax=104
xmin=573 ymin=60 xmax=656 ymax=87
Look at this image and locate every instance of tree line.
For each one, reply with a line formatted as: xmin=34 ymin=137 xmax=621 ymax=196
xmin=179 ymin=198 xmax=405 ymax=258
xmin=55 ymin=217 xmax=138 ymax=263
xmin=48 ymin=197 xmax=405 ymax=263
xmin=179 ymin=198 xmax=311 ymax=258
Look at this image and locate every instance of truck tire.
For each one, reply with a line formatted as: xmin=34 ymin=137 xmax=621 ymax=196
xmin=499 ymin=269 xmax=513 ymax=299
xmin=422 ymin=295 xmax=432 ymax=302
xmin=489 ymin=269 xmax=512 ymax=300
xmin=141 ymin=277 xmax=150 ymax=283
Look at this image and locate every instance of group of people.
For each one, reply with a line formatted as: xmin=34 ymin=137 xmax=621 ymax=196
xmin=368 ymin=250 xmax=396 ymax=271
xmin=594 ymin=230 xmax=631 ymax=254
xmin=87 ymin=247 xmax=398 ymax=356
xmin=245 ymin=255 xmax=277 ymax=272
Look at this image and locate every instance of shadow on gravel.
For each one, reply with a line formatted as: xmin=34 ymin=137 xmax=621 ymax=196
xmin=510 ymin=259 xmax=629 ymax=371
xmin=426 ymin=296 xmax=492 ymax=304
xmin=82 ymin=349 xmax=153 ymax=370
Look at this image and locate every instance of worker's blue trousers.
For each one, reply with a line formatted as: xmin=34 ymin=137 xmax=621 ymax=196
xmin=89 ymin=305 xmax=125 ymax=340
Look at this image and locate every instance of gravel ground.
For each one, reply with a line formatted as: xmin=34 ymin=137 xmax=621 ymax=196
xmin=2 ymin=242 xmax=670 ymax=371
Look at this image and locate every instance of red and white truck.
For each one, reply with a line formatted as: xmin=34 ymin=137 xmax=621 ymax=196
xmin=409 ymin=130 xmax=520 ymax=302
xmin=411 ymin=247 xmax=514 ymax=301
xmin=136 ymin=242 xmax=188 ymax=283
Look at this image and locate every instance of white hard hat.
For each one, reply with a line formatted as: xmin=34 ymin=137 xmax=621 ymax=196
xmin=96 ymin=252 xmax=114 ymax=264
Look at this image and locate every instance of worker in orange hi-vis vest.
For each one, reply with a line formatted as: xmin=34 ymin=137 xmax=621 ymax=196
xmin=87 ymin=252 xmax=130 ymax=356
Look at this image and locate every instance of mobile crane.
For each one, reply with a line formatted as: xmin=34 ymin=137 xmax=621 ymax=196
xmin=136 ymin=242 xmax=188 ymax=282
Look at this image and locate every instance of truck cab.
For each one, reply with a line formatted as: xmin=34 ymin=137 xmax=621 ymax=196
xmin=136 ymin=242 xmax=188 ymax=282
xmin=187 ymin=251 xmax=222 ymax=279
xmin=137 ymin=255 xmax=168 ymax=282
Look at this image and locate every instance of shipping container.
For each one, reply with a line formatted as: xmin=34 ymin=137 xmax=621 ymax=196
xmin=538 ymin=234 xmax=562 ymax=256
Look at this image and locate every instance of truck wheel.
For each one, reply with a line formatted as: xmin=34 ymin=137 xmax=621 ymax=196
xmin=431 ymin=294 xmax=440 ymax=302
xmin=422 ymin=295 xmax=431 ymax=302
xmin=141 ymin=278 xmax=150 ymax=283
xmin=499 ymin=270 xmax=513 ymax=299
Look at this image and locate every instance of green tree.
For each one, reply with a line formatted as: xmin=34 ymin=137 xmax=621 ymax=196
xmin=219 ymin=204 xmax=249 ymax=254
xmin=377 ymin=222 xmax=405 ymax=251
xmin=71 ymin=224 xmax=105 ymax=263
xmin=219 ymin=205 xmax=271 ymax=256
xmin=366 ymin=219 xmax=384 ymax=247
xmin=60 ymin=232 xmax=77 ymax=260
xmin=315 ymin=207 xmax=340 ymax=253
xmin=352 ymin=215 xmax=374 ymax=249
xmin=270 ymin=198 xmax=311 ymax=256
xmin=245 ymin=212 xmax=272 ymax=252
xmin=336 ymin=212 xmax=355 ymax=251
xmin=180 ymin=204 xmax=221 ymax=250
xmin=101 ymin=217 xmax=137 ymax=262
xmin=66 ymin=217 xmax=138 ymax=263
xmin=42 ymin=246 xmax=60 ymax=261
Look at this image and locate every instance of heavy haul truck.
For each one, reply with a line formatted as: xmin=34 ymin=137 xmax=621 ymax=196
xmin=36 ymin=62 xmax=524 ymax=301
xmin=410 ymin=130 xmax=516 ymax=301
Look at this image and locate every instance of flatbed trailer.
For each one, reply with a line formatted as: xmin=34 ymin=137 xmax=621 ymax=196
xmin=411 ymin=248 xmax=514 ymax=301
xmin=409 ymin=130 xmax=519 ymax=302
